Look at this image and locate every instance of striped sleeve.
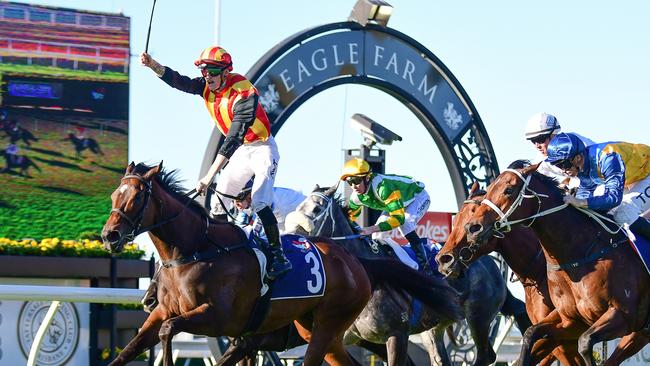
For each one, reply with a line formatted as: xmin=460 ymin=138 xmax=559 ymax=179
xmin=377 ymin=189 xmax=405 ymax=231
xmin=348 ymin=196 xmax=362 ymax=222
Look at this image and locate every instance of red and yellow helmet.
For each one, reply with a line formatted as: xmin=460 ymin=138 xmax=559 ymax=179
xmin=194 ymin=46 xmax=233 ymax=71
xmin=340 ymin=158 xmax=371 ymax=181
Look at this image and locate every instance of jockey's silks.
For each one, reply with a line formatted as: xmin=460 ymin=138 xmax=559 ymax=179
xmin=349 ymin=173 xmax=425 ymax=231
xmin=202 ymin=73 xmax=271 ymax=143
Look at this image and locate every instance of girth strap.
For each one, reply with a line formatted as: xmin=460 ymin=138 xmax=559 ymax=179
xmin=547 ymin=239 xmax=626 ymax=271
xmin=161 ymin=244 xmax=247 ymax=268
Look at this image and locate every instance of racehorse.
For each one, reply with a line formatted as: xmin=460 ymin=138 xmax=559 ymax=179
xmin=1 ymin=120 xmax=38 ymax=146
xmin=64 ymin=133 xmax=104 ymax=157
xmin=0 ymin=149 xmax=41 ymax=176
xmin=460 ymin=160 xmax=650 ymax=366
xmin=282 ymin=186 xmax=513 ymax=366
xmin=436 ymin=179 xmax=583 ymax=365
xmin=101 ymin=162 xmax=461 ymax=366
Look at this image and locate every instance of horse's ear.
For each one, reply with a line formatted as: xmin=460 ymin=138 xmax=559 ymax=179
xmin=469 ymin=181 xmax=479 ymax=196
xmin=521 ymin=162 xmax=541 ymax=176
xmin=313 ymin=184 xmax=320 ymax=192
xmin=324 ymin=183 xmax=339 ymax=197
xmin=143 ymin=161 xmax=162 ymax=180
xmin=125 ymin=162 xmax=135 ymax=174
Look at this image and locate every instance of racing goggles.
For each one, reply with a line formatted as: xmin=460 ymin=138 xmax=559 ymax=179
xmin=345 ymin=176 xmax=366 ymax=186
xmin=552 ymin=158 xmax=574 ymax=170
xmin=529 ymin=134 xmax=549 ymax=144
xmin=199 ymin=66 xmax=225 ymax=77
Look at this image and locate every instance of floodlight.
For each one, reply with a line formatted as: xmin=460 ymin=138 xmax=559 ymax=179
xmin=348 ymin=0 xmax=393 ymax=27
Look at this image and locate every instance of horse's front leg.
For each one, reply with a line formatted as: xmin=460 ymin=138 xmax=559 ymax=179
xmin=578 ymin=307 xmax=636 ymax=366
xmin=386 ymin=333 xmax=409 ymax=366
xmin=516 ymin=310 xmax=583 ymax=366
xmin=159 ymin=303 xmax=217 ymax=366
xmin=605 ymin=331 xmax=649 ymax=366
xmin=419 ymin=324 xmax=453 ymax=366
xmin=108 ymin=309 xmax=165 ymax=366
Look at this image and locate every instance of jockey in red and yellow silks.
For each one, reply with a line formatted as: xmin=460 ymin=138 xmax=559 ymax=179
xmin=140 ymin=46 xmax=291 ymax=288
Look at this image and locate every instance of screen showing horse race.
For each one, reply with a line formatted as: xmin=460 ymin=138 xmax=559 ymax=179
xmin=0 ymin=2 xmax=129 ymax=240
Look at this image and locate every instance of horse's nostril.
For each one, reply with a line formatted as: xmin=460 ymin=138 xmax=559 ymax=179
xmin=105 ymin=231 xmax=121 ymax=243
xmin=438 ymin=254 xmax=454 ymax=265
xmin=467 ymin=224 xmax=483 ymax=234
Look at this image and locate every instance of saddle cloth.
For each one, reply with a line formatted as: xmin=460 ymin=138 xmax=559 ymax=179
xmin=245 ymin=229 xmax=326 ymax=300
xmin=376 ymin=238 xmax=442 ymax=276
xmin=626 ymin=227 xmax=650 ymax=276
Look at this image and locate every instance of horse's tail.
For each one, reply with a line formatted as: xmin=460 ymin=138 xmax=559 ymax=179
xmin=499 ymin=287 xmax=532 ymax=335
xmin=357 ymin=257 xmax=463 ymax=322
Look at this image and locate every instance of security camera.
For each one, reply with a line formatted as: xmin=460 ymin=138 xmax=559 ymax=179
xmin=350 ymin=113 xmax=402 ymax=148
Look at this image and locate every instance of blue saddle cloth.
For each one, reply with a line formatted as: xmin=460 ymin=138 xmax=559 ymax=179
xmin=399 ymin=239 xmax=443 ymax=277
xmin=628 ymin=228 xmax=650 ymax=276
xmin=249 ymin=233 xmax=326 ymax=300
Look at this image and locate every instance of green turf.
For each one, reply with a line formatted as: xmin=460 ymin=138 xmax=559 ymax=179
xmin=0 ymin=117 xmax=128 ymax=240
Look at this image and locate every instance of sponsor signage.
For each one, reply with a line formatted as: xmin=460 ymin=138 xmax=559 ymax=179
xmin=388 ymin=211 xmax=453 ymax=244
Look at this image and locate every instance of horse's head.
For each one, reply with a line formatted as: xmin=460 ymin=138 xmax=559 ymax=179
xmin=101 ymin=161 xmax=162 ymax=252
xmin=463 ymin=162 xmax=548 ymax=248
xmin=436 ymin=182 xmax=500 ymax=278
xmin=285 ymin=184 xmax=339 ymax=236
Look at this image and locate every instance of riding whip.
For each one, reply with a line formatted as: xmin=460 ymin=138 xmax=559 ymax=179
xmin=144 ymin=0 xmax=157 ymax=54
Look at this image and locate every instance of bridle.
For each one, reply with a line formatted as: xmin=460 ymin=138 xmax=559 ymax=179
xmin=109 ymin=174 xmax=200 ymax=243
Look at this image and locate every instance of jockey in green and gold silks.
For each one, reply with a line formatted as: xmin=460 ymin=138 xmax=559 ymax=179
xmin=347 ymin=173 xmax=425 ymax=231
xmin=340 ymin=158 xmax=432 ymax=274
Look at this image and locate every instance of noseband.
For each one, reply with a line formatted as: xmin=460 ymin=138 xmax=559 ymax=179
xmin=110 ymin=174 xmax=153 ymax=242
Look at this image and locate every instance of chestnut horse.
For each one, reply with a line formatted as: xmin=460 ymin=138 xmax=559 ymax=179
xmin=460 ymin=161 xmax=650 ymax=366
xmin=101 ymin=162 xmax=373 ymax=366
xmin=436 ymin=180 xmax=583 ymax=366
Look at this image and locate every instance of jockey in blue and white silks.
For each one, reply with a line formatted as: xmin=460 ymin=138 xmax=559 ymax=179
xmin=546 ymin=132 xmax=650 ymax=241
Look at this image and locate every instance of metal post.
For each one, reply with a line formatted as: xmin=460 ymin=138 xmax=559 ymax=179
xmin=27 ymin=301 xmax=61 ymax=366
xmin=110 ymin=256 xmax=117 ymax=361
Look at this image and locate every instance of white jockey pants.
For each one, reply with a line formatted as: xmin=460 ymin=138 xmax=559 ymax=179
xmin=374 ymin=189 xmax=431 ymax=236
xmin=211 ymin=137 xmax=279 ymax=216
xmin=611 ymin=174 xmax=650 ymax=225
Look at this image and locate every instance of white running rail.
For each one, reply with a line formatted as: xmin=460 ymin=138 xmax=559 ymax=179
xmin=0 ymin=284 xmax=144 ymax=366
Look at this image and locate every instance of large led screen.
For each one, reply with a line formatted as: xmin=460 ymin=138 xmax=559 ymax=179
xmin=0 ymin=2 xmax=129 ymax=240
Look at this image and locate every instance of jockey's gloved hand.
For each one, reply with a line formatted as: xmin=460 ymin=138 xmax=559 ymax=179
xmin=563 ymin=195 xmax=588 ymax=208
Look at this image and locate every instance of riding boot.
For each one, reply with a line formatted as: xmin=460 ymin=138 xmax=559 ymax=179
xmin=630 ymin=217 xmax=650 ymax=243
xmin=405 ymin=231 xmax=431 ymax=275
xmin=141 ymin=263 xmax=161 ymax=313
xmin=258 ymin=206 xmax=292 ymax=280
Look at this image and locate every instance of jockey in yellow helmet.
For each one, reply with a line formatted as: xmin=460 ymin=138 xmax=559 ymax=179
xmin=340 ymin=158 xmax=432 ymax=273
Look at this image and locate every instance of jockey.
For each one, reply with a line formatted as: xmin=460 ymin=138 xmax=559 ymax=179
xmin=340 ymin=158 xmax=432 ymax=273
xmin=525 ymin=112 xmax=595 ymax=189
xmin=546 ymin=132 xmax=650 ymax=242
xmin=141 ymin=46 xmax=291 ymax=279
xmin=234 ymin=178 xmax=306 ymax=240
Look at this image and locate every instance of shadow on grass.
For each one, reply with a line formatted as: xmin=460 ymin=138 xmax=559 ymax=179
xmin=0 ymin=169 xmax=32 ymax=178
xmin=35 ymin=185 xmax=84 ymax=196
xmin=24 ymin=146 xmax=67 ymax=158
xmin=32 ymin=157 xmax=92 ymax=172
xmin=92 ymin=162 xmax=124 ymax=174
xmin=0 ymin=200 xmax=16 ymax=209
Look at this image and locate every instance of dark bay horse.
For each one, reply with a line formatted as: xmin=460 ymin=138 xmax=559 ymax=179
xmin=1 ymin=121 xmax=38 ymax=146
xmin=101 ymin=162 xmax=461 ymax=366
xmin=461 ymin=161 xmax=650 ymax=366
xmin=283 ymin=186 xmax=508 ymax=366
xmin=64 ymin=133 xmax=104 ymax=157
xmin=1 ymin=149 xmax=41 ymax=176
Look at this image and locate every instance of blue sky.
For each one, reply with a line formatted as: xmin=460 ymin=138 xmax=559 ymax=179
xmin=16 ymin=0 xmax=649 ymax=212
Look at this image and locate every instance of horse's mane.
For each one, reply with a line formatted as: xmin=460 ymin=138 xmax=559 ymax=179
xmin=313 ymin=186 xmax=351 ymax=216
xmin=506 ymin=159 xmax=562 ymax=195
xmin=132 ymin=163 xmax=213 ymax=220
